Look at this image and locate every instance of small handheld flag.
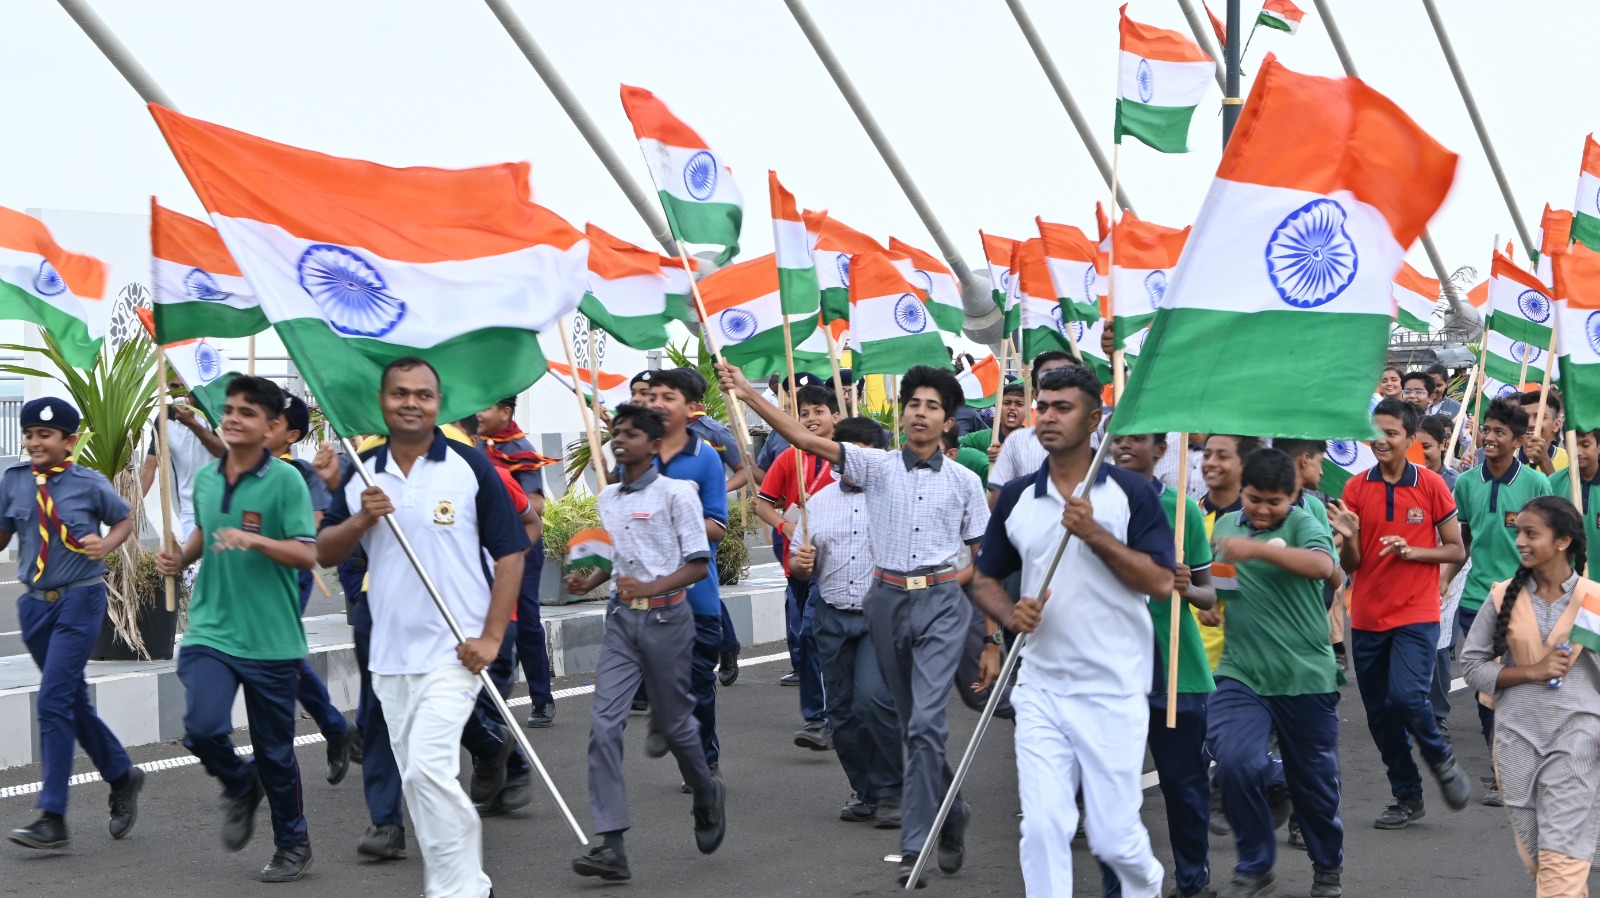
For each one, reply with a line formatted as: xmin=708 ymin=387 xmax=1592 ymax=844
xmin=565 ymin=529 xmax=615 ymax=578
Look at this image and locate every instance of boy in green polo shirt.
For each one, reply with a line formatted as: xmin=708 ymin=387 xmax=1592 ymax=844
xmin=156 ymin=376 xmax=319 ymax=883
xmin=1549 ymin=429 xmax=1599 ymax=571
xmin=1206 ymin=448 xmax=1343 ymax=898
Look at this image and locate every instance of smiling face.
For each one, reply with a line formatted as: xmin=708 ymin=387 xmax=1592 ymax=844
xmin=1111 ymin=433 xmax=1163 ymax=477
xmin=1578 ymin=432 xmax=1599 ymax=479
xmin=647 ymin=385 xmax=691 ymax=431
xmin=1480 ymin=416 xmax=1522 ymax=463
xmin=1378 ymin=368 xmax=1402 ymax=398
xmin=1514 ymin=507 xmax=1570 ymax=570
xmin=1417 ymin=430 xmax=1444 ymax=470
xmin=476 ymin=404 xmax=512 ymax=437
xmin=22 ymin=426 xmax=75 ymax=469
xmin=220 ymin=397 xmax=279 ymax=453
xmin=1400 ymin=377 xmax=1431 ymax=411
xmin=1203 ymin=436 xmax=1245 ymax=493
xmin=1370 ymin=413 xmax=1413 ymax=467
xmin=796 ymin=401 xmax=839 ymax=439
xmin=380 ymin=363 xmax=441 ymax=442
xmin=1241 ymin=484 xmax=1293 ymax=530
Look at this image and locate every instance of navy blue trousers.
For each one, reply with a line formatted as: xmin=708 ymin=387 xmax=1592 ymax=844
xmin=693 ymin=614 xmax=723 ymax=766
xmin=514 ymin=544 xmax=553 ymax=708
xmin=461 ymin=623 xmax=529 ymax=779
xmin=295 ymin=573 xmax=349 ymax=742
xmin=789 ymin=579 xmax=826 ymax=723
xmin=1103 ymin=694 xmax=1212 ymax=897
xmin=1352 ymin=623 xmax=1452 ymax=800
xmin=350 ymin=594 xmax=403 ymax=829
xmin=177 ymin=643 xmax=309 ymax=848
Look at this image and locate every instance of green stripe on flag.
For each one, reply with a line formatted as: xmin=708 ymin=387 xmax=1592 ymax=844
xmin=1257 ymin=12 xmax=1294 ymax=32
xmin=1575 ymin=212 xmax=1600 ymax=252
xmin=1483 ymin=351 xmax=1544 ymax=390
xmin=189 ymin=371 xmax=242 ymax=428
xmin=1563 ymin=359 xmax=1600 ymax=432
xmin=153 ymin=301 xmax=270 ymax=345
xmin=718 ymin=322 xmax=830 ymax=380
xmin=1395 ymin=306 xmax=1430 ymax=334
xmin=855 ymin=332 xmax=948 ymax=376
xmin=1488 ymin=310 xmax=1553 ymax=346
xmin=778 ymin=266 xmax=820 ymax=317
xmin=0 ymin=280 xmax=102 ymax=369
xmin=1114 ymin=100 xmax=1196 ymax=154
xmin=821 ymin=286 xmax=849 ymax=324
xmin=579 ymin=294 xmax=672 ymax=350
xmin=660 ymin=192 xmax=741 ymax=265
xmin=1113 ymin=312 xmax=1156 ymax=349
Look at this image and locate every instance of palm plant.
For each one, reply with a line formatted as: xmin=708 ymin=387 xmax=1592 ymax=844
xmin=0 ymin=328 xmax=167 ymax=656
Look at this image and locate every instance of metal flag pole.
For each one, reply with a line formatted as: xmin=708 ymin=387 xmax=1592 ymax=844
xmin=340 ymin=438 xmax=589 ymax=847
xmin=781 ymin=0 xmax=1001 ymax=342
xmin=56 ymin=0 xmax=174 ymax=106
xmin=907 ymin=435 xmax=1117 ymax=889
xmin=479 ymin=0 xmax=678 ymax=255
xmin=1171 ymin=0 xmax=1228 ymax=90
xmin=1004 ymin=0 xmax=1137 ymax=213
xmin=1222 ymin=0 xmax=1243 ymax=145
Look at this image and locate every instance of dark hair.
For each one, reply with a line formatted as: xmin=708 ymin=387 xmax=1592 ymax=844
xmin=1493 ymin=495 xmax=1589 ymax=659
xmin=380 ymin=356 xmax=440 ymax=393
xmin=1037 ymin=364 xmax=1103 ymax=405
xmin=611 ymin=403 xmax=666 ymax=443
xmin=1424 ymin=363 xmax=1449 ymax=380
xmin=1418 ymin=414 xmax=1450 ymax=446
xmin=1373 ymin=397 xmax=1420 ymax=436
xmin=898 ymin=365 xmax=963 ymax=418
xmin=1520 ymin=389 xmax=1563 ymax=416
xmin=834 ymin=415 xmax=886 ymax=449
xmin=1577 ymin=428 xmax=1600 ymax=443
xmin=1382 ymin=365 xmax=1404 ymax=380
xmin=1274 ymin=438 xmax=1327 ymax=461
xmin=1031 ymin=350 xmax=1076 ymax=389
xmin=1484 ymin=397 xmax=1530 ymax=438
xmin=495 ymin=396 xmax=517 ymax=412
xmin=1002 ymin=381 xmax=1025 ymax=398
xmin=454 ymin=415 xmax=479 ymax=436
xmin=1241 ymin=447 xmax=1297 ymax=495
xmin=1401 ymin=370 xmax=1435 ymax=394
xmin=794 ymin=384 xmax=839 ymax=414
xmin=1206 ymin=434 xmax=1262 ymax=459
xmin=225 ymin=375 xmax=285 ymax=420
xmin=941 ymin=429 xmax=960 ymax=451
xmin=646 ymin=368 xmax=704 ymax=404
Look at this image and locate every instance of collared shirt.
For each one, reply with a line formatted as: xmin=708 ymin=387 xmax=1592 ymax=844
xmin=1428 ymin=397 xmax=1462 ymax=418
xmin=1454 ymin=458 xmax=1553 ymax=609
xmin=654 ymin=435 xmax=728 ymax=616
xmin=1552 ymin=467 xmax=1600 ymax=568
xmin=987 ymin=426 xmax=1047 ymax=490
xmin=838 ymin=443 xmax=989 ymax=571
xmin=805 ymin=481 xmax=872 ymax=610
xmin=599 ymin=467 xmax=711 ymax=586
xmin=758 ymin=446 xmax=834 ymax=573
xmin=978 ymin=460 xmax=1174 ymax=696
xmin=1197 ymin=492 xmax=1244 ymax=669
xmin=0 ymin=461 xmax=129 ymax=590
xmin=147 ymin=414 xmax=216 ymax=525
xmin=479 ymin=432 xmax=545 ymax=497
xmin=325 ymin=428 xmax=530 ymax=675
xmin=185 ymin=450 xmax=316 ymax=661
xmin=687 ymin=414 xmax=742 ymax=473
xmin=1342 ymin=462 xmax=1457 ymax=631
xmin=1151 ymin=483 xmax=1215 ymax=696
xmin=284 ymin=455 xmax=333 ymax=607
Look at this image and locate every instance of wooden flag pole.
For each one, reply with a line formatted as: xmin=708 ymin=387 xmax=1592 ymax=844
xmin=583 ymin=324 xmax=611 ymax=444
xmin=1166 ymin=433 xmax=1189 ymax=728
xmin=247 ymin=335 xmax=256 ymax=377
xmin=557 ymin=319 xmax=608 ymax=490
xmin=779 ymin=308 xmax=811 ymax=543
xmin=823 ymin=323 xmax=849 ymax=418
xmin=154 ymin=346 xmax=177 ymax=612
xmin=1109 ymin=143 xmax=1126 ymax=400
xmin=888 ymin=375 xmax=900 ymax=449
xmin=990 ymin=338 xmax=1008 ymax=449
xmin=1531 ymin=324 xmax=1559 ymax=439
xmin=1445 ymin=357 xmax=1480 ymax=471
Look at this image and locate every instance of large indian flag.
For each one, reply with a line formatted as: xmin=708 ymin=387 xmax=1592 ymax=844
xmin=1110 ymin=55 xmax=1458 ymax=439
xmin=1015 ymin=237 xmax=1083 ymax=361
xmin=1036 ymin=218 xmax=1100 ymax=322
xmin=807 ymin=211 xmax=884 ymax=324
xmin=621 ymin=85 xmax=742 ymax=264
xmin=0 ymin=206 xmax=107 ymax=369
xmin=699 ymin=254 xmax=828 ymax=378
xmin=149 ymin=104 xmax=589 ymax=437
xmin=580 ymin=225 xmax=676 ymax=349
xmin=981 ymin=231 xmax=1021 ymax=336
xmin=1116 ymin=4 xmax=1214 ymax=154
xmin=1554 ymin=242 xmax=1600 ymax=431
xmin=1109 ymin=212 xmax=1189 ymax=348
xmin=1392 ymin=261 xmax=1439 ymax=334
xmin=848 ymin=253 xmax=947 ymax=375
xmin=151 ymin=199 xmax=268 ymax=344
xmin=1258 ymin=0 xmax=1305 ymax=34
xmin=769 ymin=172 xmax=821 ymax=339
xmin=957 ymin=352 xmax=1001 ymax=408
xmin=1487 ymin=250 xmax=1555 ymax=347
xmin=1484 ymin=324 xmax=1548 ymax=387
xmin=1574 ymin=135 xmax=1600 ymax=252
xmin=887 ymin=237 xmax=964 ymax=335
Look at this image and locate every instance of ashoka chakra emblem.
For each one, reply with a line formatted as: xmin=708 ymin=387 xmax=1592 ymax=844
xmin=835 ymin=254 xmax=851 ymax=287
xmin=1136 ymin=59 xmax=1155 ymax=104
xmin=1327 ymin=440 xmax=1358 ymax=467
xmin=1144 ymin=269 xmax=1168 ymax=310
xmin=911 ymin=269 xmax=934 ymax=296
xmin=1494 ymin=383 xmax=1517 ymax=399
xmin=718 ymin=308 xmax=758 ymax=343
xmin=893 ymin=294 xmax=928 ymax=334
xmin=297 ymin=244 xmax=407 ymax=338
xmin=1587 ymin=311 xmax=1600 ymax=356
xmin=1516 ymin=288 xmax=1551 ymax=323
xmin=1082 ymin=265 xmax=1097 ymax=302
xmin=194 ymin=342 xmax=223 ymax=382
xmin=1265 ymin=198 xmax=1360 ymax=309
xmin=1510 ymin=341 xmax=1542 ymax=364
xmin=683 ymin=151 xmax=718 ymax=202
xmin=33 ymin=260 xmax=66 ymax=296
xmin=183 ymin=268 xmax=232 ymax=302
xmin=1069 ymin=318 xmax=1086 ymax=344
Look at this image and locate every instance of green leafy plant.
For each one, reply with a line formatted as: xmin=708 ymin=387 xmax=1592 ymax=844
xmin=541 ymin=488 xmax=601 ymax=564
xmin=718 ymin=496 xmax=757 ymax=585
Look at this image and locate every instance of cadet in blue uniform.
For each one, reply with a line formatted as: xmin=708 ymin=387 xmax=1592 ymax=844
xmin=4 ymin=398 xmax=142 ymax=851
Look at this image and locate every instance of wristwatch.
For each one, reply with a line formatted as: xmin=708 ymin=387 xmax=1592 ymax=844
xmin=985 ymin=630 xmax=1005 ymax=646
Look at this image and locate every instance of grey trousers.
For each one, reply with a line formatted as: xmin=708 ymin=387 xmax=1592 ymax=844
xmin=956 ymin=585 xmax=1015 ymax=716
xmin=863 ymin=577 xmax=972 ymax=853
xmin=587 ymin=597 xmax=713 ymax=834
xmin=814 ymin=599 xmax=903 ymax=804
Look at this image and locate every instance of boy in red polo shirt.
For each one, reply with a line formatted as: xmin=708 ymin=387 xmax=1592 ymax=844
xmin=1327 ymin=398 xmax=1470 ymax=831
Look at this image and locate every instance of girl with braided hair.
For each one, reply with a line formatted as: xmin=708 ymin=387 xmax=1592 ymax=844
xmin=1461 ymin=495 xmax=1600 ymax=897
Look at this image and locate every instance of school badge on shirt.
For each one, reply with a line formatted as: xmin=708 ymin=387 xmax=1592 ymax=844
xmin=433 ymin=500 xmax=456 ymax=526
xmin=1406 ymin=507 xmax=1424 ymax=525
xmin=1504 ymin=511 xmax=1518 ymax=528
xmin=240 ymin=511 xmax=263 ymax=534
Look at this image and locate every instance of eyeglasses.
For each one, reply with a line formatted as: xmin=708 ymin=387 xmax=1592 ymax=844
xmin=1401 ymin=388 xmax=1430 ymax=396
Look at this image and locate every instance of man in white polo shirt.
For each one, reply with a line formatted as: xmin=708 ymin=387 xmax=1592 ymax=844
xmin=972 ymin=365 xmax=1177 ymax=898
xmin=318 ymin=357 xmax=528 ymax=898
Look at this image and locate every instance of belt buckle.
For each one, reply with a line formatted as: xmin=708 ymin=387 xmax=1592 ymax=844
xmin=629 ymin=597 xmax=650 ymax=611
xmin=904 ymin=575 xmax=928 ymax=591
xmin=43 ymin=590 xmax=60 ymax=603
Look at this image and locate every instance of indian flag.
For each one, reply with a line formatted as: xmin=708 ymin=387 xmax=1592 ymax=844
xmin=547 ymin=361 xmax=633 ymax=409
xmin=887 ymin=237 xmax=964 ymax=335
xmin=581 ymin=225 xmax=676 ymax=350
xmin=565 ymin=528 xmax=614 ymax=577
xmin=700 ymin=255 xmax=828 ymax=378
xmin=150 ymin=104 xmax=590 ymax=437
xmin=981 ymin=231 xmax=1021 ymax=336
xmin=1574 ymin=135 xmax=1600 ymax=252
xmin=1488 ymin=250 xmax=1554 ymax=347
xmin=1568 ymin=586 xmax=1600 ymax=653
xmin=151 ymin=199 xmax=267 ymax=343
xmin=1392 ymin=261 xmax=1439 ymax=334
xmin=135 ymin=306 xmax=236 ymax=426
xmin=769 ymin=172 xmax=821 ymax=332
xmin=620 ymin=85 xmax=742 ymax=265
xmin=1036 ymin=218 xmax=1100 ymax=322
xmin=1485 ymin=328 xmax=1549 ymax=387
xmin=1535 ymin=203 xmax=1574 ymax=286
xmin=1116 ymin=4 xmax=1215 ymax=154
xmin=1554 ymin=242 xmax=1600 ymax=431
xmin=1258 ymin=0 xmax=1305 ymax=34
xmin=1109 ymin=211 xmax=1189 ymax=348
xmin=957 ymin=352 xmax=1001 ymax=408
xmin=807 ymin=210 xmax=885 ymax=324
xmin=1321 ymin=439 xmax=1376 ymax=497
xmin=0 ymin=206 xmax=106 ymax=369
xmin=1015 ymin=237 xmax=1083 ymax=361
xmin=1110 ymin=55 xmax=1459 ymax=440
xmin=848 ymin=253 xmax=947 ymax=375
xmin=661 ymin=253 xmax=702 ymax=324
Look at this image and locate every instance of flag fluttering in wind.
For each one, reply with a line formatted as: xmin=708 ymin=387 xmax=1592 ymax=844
xmin=1574 ymin=135 xmax=1600 ymax=252
xmin=957 ymin=353 xmax=1002 ymax=408
xmin=699 ymin=255 xmax=828 ymax=378
xmin=135 ymin=306 xmax=236 ymax=426
xmin=621 ymin=85 xmax=742 ymax=265
xmin=980 ymin=231 xmax=1021 ymax=337
xmin=1553 ymin=242 xmax=1600 ymax=431
xmin=1110 ymin=55 xmax=1458 ymax=439
xmin=579 ymin=225 xmax=678 ymax=350
xmin=1036 ymin=219 xmax=1100 ymax=322
xmin=848 ymin=253 xmax=947 ymax=375
xmin=0 ymin=206 xmax=106 ymax=369
xmin=547 ymin=361 xmax=634 ymax=409
xmin=769 ymin=173 xmax=822 ymax=335
xmin=151 ymin=199 xmax=267 ymax=344
xmin=1485 ymin=250 xmax=1555 ymax=384
xmin=1534 ymin=204 xmax=1574 ymax=286
xmin=887 ymin=238 xmax=964 ymax=335
xmin=1108 ymin=212 xmax=1189 ymax=348
xmin=149 ymin=104 xmax=590 ymax=436
xmin=1392 ymin=261 xmax=1440 ymax=334
xmin=564 ymin=529 xmax=615 ymax=577
xmin=1116 ymin=5 xmax=1215 ymax=154
xmin=1203 ymin=0 xmax=1227 ymax=47
xmin=1321 ymin=439 xmax=1376 ymax=497
xmin=1257 ymin=0 xmax=1306 ymax=35
xmin=1015 ymin=237 xmax=1080 ymax=362
xmin=807 ymin=211 xmax=885 ymax=324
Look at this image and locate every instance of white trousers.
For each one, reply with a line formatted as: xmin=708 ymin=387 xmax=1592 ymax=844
xmin=1014 ymin=684 xmax=1163 ymax=898
xmin=373 ymin=665 xmax=491 ymax=898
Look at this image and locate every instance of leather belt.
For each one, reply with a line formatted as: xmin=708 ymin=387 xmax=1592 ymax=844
xmin=621 ymin=590 xmax=686 ymax=611
xmin=873 ymin=567 xmax=960 ymax=591
xmin=27 ymin=576 xmax=102 ymax=603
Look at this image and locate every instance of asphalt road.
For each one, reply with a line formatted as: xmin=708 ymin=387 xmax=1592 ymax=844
xmin=0 ymin=645 xmax=1591 ymax=896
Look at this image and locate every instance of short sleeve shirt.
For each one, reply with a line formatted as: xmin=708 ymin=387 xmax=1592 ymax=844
xmin=598 ymin=469 xmax=711 ymax=584
xmin=0 ymin=462 xmax=130 ymax=590
xmin=804 ymin=482 xmax=873 ymax=610
xmin=1152 ymin=484 xmax=1215 ymax=695
xmin=1454 ymin=459 xmax=1553 ymax=610
xmin=1551 ymin=468 xmax=1600 ymax=573
xmin=988 ymin=426 xmax=1047 ymax=490
xmin=1342 ymin=462 xmax=1458 ymax=630
xmin=758 ymin=447 xmax=835 ymax=572
xmin=655 ymin=437 xmax=728 ymax=616
xmin=1211 ymin=506 xmax=1339 ymax=696
xmin=184 ymin=451 xmax=316 ymax=661
xmin=688 ymin=415 xmax=743 ymax=472
xmin=838 ymin=443 xmax=989 ymax=571
xmin=480 ymin=433 xmax=546 ymax=497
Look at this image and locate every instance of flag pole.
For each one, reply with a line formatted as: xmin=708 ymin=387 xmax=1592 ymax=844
xmin=557 ymin=319 xmax=609 ymax=490
xmin=1531 ymin=325 xmax=1558 ymax=438
xmin=55 ymin=0 xmax=175 ymax=106
xmin=583 ymin=323 xmax=611 ymax=449
xmin=908 ymin=435 xmax=1118 ymax=889
xmin=990 ymin=338 xmax=1008 ymax=450
xmin=1222 ymin=0 xmax=1243 ymax=145
xmin=779 ymin=313 xmax=811 ymax=543
xmin=339 ymin=438 xmax=588 ymax=846
xmin=1166 ymin=434 xmax=1189 ymax=728
xmin=1109 ymin=145 xmax=1125 ymax=401
xmin=247 ymin=335 xmax=256 ymax=377
xmin=1444 ymin=354 xmax=1480 ymax=471
xmin=823 ymin=323 xmax=850 ymax=418
xmin=888 ymin=375 xmax=900 ymax=449
xmin=1170 ymin=0 xmax=1228 ymax=90
xmin=154 ymin=350 xmax=177 ymax=613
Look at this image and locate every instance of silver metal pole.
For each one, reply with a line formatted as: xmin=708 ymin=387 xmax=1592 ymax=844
xmin=479 ymin=0 xmax=678 ymax=256
xmin=906 ymin=435 xmax=1116 ymax=889
xmin=1222 ymin=0 xmax=1242 ymax=145
xmin=1003 ymin=0 xmax=1136 ymax=213
xmin=1171 ymin=0 xmax=1228 ymax=90
xmin=341 ymin=438 xmax=589 ymax=847
xmin=781 ymin=0 xmax=1001 ymax=343
xmin=1418 ymin=0 xmax=1536 ymax=260
xmin=55 ymin=0 xmax=175 ymax=107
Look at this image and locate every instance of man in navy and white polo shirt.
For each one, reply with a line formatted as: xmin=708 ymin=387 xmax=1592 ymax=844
xmin=973 ymin=364 xmax=1176 ymax=898
xmin=319 ymin=357 xmax=528 ymax=898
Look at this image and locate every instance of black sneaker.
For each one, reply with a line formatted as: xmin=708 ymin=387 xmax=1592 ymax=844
xmin=718 ymin=645 xmax=741 ymax=686
xmin=1310 ymin=864 xmax=1342 ymax=897
xmin=780 ymin=671 xmax=800 ymax=686
xmin=1209 ymin=786 xmax=1232 ymax=836
xmin=258 ymin=844 xmax=313 ymax=882
xmin=937 ymin=799 xmax=970 ymax=874
xmin=108 ymin=767 xmax=145 ymax=840
xmin=1286 ymin=818 xmax=1306 ymax=851
xmin=356 ymin=824 xmax=406 ymax=860
xmin=348 ymin=724 xmax=364 ymax=765
xmin=8 ymin=814 xmax=69 ymax=850
xmin=898 ymin=851 xmax=927 ymax=889
xmin=680 ymin=763 xmax=718 ymax=794
xmin=874 ymin=797 xmax=903 ymax=829
xmin=1267 ymin=782 xmax=1292 ymax=830
xmin=840 ymin=794 xmax=876 ymax=823
xmin=325 ymin=728 xmax=354 ymax=785
xmin=469 ymin=732 xmax=515 ymax=804
xmin=691 ymin=779 xmax=726 ymax=855
xmin=630 ymin=698 xmax=650 ymax=715
xmin=573 ymin=844 xmax=631 ymax=880
xmin=1374 ymin=796 xmax=1425 ymax=829
xmin=525 ymin=704 xmax=554 ymax=729
xmin=477 ymin=775 xmax=532 ymax=818
xmin=221 ymin=780 xmax=265 ymax=852
xmin=1219 ymin=871 xmax=1274 ymax=898
xmin=644 ymin=722 xmax=669 ymax=758
xmin=794 ymin=721 xmax=834 ymax=751
xmin=1431 ymin=756 xmax=1471 ymax=810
